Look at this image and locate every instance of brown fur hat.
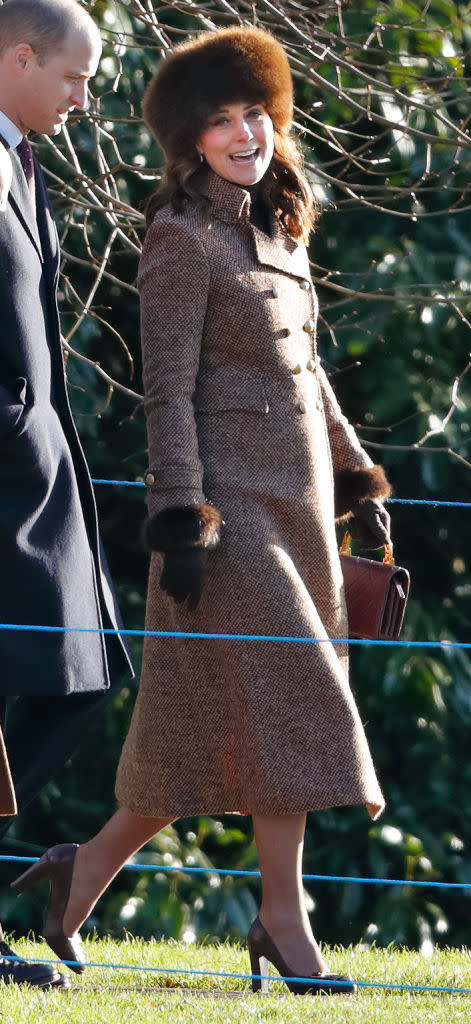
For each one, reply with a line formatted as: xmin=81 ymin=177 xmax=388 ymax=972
xmin=142 ymin=25 xmax=293 ymax=161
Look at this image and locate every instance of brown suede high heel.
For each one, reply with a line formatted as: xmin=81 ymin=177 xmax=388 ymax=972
xmin=11 ymin=843 xmax=85 ymax=974
xmin=247 ymin=917 xmax=356 ymax=996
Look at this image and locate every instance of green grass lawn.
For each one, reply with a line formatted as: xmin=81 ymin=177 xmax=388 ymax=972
xmin=1 ymin=937 xmax=471 ymax=1023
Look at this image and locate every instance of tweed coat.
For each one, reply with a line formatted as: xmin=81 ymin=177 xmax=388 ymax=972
xmin=115 ymin=171 xmax=385 ymax=819
xmin=0 ymin=137 xmax=132 ymax=696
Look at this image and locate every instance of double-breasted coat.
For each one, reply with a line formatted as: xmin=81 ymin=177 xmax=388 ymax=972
xmin=116 ymin=171 xmax=384 ymax=820
xmin=0 ymin=140 xmax=133 ymax=702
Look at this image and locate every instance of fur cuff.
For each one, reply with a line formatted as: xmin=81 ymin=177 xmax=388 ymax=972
xmin=334 ymin=465 xmax=392 ymax=518
xmin=144 ymin=504 xmax=222 ymax=551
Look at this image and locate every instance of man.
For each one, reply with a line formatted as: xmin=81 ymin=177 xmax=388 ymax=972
xmin=0 ymin=0 xmax=133 ymax=987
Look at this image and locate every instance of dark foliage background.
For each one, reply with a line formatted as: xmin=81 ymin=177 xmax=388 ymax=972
xmin=1 ymin=0 xmax=471 ymax=954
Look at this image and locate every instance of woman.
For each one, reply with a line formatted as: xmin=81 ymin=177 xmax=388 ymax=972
xmin=13 ymin=26 xmax=392 ymax=995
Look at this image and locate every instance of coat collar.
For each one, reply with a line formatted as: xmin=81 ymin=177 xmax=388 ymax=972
xmin=205 ymin=171 xmax=251 ymax=223
xmin=205 ymin=171 xmax=311 ymax=281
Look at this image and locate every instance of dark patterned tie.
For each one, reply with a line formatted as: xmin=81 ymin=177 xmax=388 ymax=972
xmin=16 ymin=136 xmax=36 ymax=206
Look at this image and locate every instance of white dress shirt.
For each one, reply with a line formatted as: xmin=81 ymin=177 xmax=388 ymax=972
xmin=0 ymin=109 xmax=23 ymax=149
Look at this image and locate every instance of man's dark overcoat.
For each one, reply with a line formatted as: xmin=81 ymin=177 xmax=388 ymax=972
xmin=0 ymin=142 xmax=132 ymax=696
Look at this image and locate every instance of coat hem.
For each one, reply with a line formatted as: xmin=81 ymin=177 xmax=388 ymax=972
xmin=116 ymin=793 xmax=385 ymax=820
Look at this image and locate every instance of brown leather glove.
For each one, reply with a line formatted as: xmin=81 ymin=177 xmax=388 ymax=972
xmin=160 ymin=548 xmax=206 ymax=610
xmin=144 ymin=503 xmax=222 ymax=611
xmin=348 ymin=498 xmax=391 ymax=550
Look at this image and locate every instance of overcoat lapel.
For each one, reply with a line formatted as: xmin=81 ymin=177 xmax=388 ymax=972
xmin=35 ymin=160 xmax=60 ymax=279
xmin=7 ymin=149 xmax=43 ymax=259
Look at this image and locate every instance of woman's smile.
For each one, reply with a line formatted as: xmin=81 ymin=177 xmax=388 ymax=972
xmin=230 ymin=147 xmax=259 ymax=163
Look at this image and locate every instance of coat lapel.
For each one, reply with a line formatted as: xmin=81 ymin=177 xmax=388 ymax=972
xmin=35 ymin=161 xmax=60 ymax=277
xmin=8 ymin=149 xmax=43 ymax=260
xmin=250 ymin=218 xmax=310 ymax=280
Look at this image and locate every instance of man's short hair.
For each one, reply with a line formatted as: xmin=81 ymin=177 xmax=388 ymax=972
xmin=0 ymin=0 xmax=98 ymax=64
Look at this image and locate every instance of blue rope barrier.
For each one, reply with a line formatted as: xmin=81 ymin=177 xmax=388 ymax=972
xmin=2 ymin=854 xmax=471 ymax=890
xmin=91 ymin=479 xmax=471 ymax=508
xmin=1 ymin=475 xmax=466 ymax=996
xmin=1 ymin=952 xmax=470 ymax=995
xmin=388 ymin=498 xmax=471 ymax=508
xmin=126 ymin=868 xmax=471 ymax=889
xmin=93 ymin=478 xmax=145 ymax=488
xmin=0 ymin=622 xmax=469 ymax=648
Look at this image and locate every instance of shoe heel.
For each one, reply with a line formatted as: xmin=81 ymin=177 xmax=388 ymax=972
xmin=259 ymin=955 xmax=269 ymax=994
xmin=11 ymin=856 xmax=49 ymax=894
xmin=249 ymin=946 xmax=270 ymax=994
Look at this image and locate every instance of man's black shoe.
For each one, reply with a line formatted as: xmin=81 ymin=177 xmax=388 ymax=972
xmin=0 ymin=938 xmax=69 ymax=988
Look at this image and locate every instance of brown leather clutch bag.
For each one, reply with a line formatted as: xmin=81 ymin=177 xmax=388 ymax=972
xmin=339 ymin=532 xmax=410 ymax=641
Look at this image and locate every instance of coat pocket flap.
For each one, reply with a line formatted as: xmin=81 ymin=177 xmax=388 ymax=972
xmin=195 ymin=368 xmax=269 ymax=415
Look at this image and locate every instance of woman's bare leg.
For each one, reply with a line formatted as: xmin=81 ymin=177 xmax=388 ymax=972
xmin=62 ymin=807 xmax=173 ymax=936
xmin=64 ymin=807 xmax=328 ymax=974
xmin=252 ymin=812 xmax=328 ymax=976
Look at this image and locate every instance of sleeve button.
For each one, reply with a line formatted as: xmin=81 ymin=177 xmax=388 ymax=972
xmin=145 ymin=472 xmax=155 ymax=486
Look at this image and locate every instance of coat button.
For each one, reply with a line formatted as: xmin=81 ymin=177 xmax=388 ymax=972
xmin=298 ymin=401 xmax=307 ymax=413
xmin=303 ymin=319 xmax=315 ymax=333
xmin=145 ymin=472 xmax=155 ymax=486
xmin=299 ymin=280 xmax=310 ymax=290
xmin=293 ymin=363 xmax=302 ymax=375
xmin=306 ymin=359 xmax=315 ymax=372
xmin=271 ymin=286 xmax=280 ymax=298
